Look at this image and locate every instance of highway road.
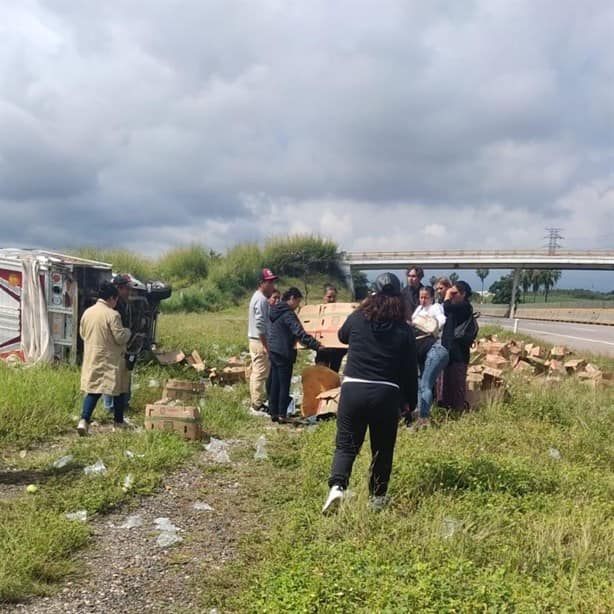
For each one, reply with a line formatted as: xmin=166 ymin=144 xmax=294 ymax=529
xmin=479 ymin=316 xmax=614 ymax=358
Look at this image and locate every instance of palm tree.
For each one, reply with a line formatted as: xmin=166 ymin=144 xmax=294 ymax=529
xmin=475 ymin=269 xmax=489 ymax=303
xmin=429 ymin=275 xmax=438 ymax=287
xmin=520 ymin=270 xmax=533 ymax=301
xmin=449 ymin=272 xmax=459 ymax=285
xmin=541 ymin=269 xmax=562 ymax=303
xmin=531 ymin=270 xmax=541 ymax=302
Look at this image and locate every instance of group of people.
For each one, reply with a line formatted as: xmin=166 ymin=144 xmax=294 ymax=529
xmin=245 ymin=265 xmax=475 ymax=513
xmin=248 ymin=268 xmax=324 ymax=422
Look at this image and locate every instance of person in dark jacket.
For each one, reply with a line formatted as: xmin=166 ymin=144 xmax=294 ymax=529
xmin=322 ymin=273 xmax=418 ymax=514
xmin=268 ymin=287 xmax=322 ymax=422
xmin=401 ymin=266 xmax=424 ymax=314
xmin=439 ymin=281 xmax=473 ymax=411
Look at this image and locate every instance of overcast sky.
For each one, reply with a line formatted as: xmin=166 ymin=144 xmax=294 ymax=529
xmin=1 ymin=1 xmax=612 ymax=286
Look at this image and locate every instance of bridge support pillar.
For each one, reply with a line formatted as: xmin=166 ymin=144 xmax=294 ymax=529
xmin=338 ymin=257 xmax=355 ymax=300
xmin=509 ymin=268 xmax=521 ymax=318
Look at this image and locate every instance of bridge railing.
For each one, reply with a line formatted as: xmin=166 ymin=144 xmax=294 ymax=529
xmin=340 ymin=249 xmax=614 ymax=261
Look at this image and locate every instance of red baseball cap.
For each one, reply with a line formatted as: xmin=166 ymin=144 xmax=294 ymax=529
xmin=260 ymin=268 xmax=279 ymax=281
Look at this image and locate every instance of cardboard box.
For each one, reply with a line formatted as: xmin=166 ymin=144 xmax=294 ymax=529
xmin=144 ymin=403 xmax=202 ymax=440
xmin=301 ymin=365 xmax=341 ymax=417
xmin=163 ymin=379 xmax=207 ymax=402
xmin=315 ymin=387 xmax=341 ymax=419
xmin=298 ymin=303 xmax=357 ymax=349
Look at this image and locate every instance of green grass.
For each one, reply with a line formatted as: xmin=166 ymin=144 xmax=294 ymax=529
xmin=2 ymin=310 xmax=613 ymax=610
xmin=0 ymin=310 xmax=257 ymax=602
xmin=196 ymin=331 xmax=614 ymax=613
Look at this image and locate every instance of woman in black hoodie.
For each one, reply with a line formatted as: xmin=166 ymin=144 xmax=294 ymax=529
xmin=268 ymin=287 xmax=322 ymax=422
xmin=322 ymin=273 xmax=418 ymax=513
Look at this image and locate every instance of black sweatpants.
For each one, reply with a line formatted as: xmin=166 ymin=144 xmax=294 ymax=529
xmin=328 ymin=382 xmax=401 ymax=497
xmin=269 ymin=353 xmax=294 ymax=419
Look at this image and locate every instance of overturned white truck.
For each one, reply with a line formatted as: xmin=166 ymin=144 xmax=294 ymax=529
xmin=0 ymin=248 xmax=170 ymax=365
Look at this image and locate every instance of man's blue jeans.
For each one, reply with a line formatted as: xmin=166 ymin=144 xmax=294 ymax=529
xmin=82 ymin=393 xmax=126 ymax=423
xmin=419 ymin=343 xmax=449 ymax=418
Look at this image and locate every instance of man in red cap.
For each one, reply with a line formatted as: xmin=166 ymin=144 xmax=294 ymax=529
xmin=247 ymin=268 xmax=279 ymax=414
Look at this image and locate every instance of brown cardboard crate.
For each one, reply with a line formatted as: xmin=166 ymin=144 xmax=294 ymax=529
xmin=144 ymin=403 xmax=202 ymax=441
xmin=315 ymin=387 xmax=341 ymax=418
xmin=164 ymin=379 xmax=207 ymax=402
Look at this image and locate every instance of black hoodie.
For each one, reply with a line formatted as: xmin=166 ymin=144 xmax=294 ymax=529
xmin=339 ymin=310 xmax=418 ymax=408
xmin=269 ymin=302 xmax=321 ymax=362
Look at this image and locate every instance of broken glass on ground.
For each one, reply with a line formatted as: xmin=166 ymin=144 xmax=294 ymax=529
xmin=65 ymin=510 xmax=88 ymax=522
xmin=154 ymin=517 xmax=183 ymax=547
xmin=254 ymin=435 xmax=268 ymax=460
xmin=83 ymin=460 xmax=107 ymax=475
xmin=204 ymin=438 xmax=231 ymax=463
xmin=53 ymin=454 xmax=74 ymax=468
xmin=193 ymin=502 xmax=215 ymax=512
xmin=440 ymin=517 xmax=462 ymax=539
xmin=119 ymin=514 xmax=143 ymax=529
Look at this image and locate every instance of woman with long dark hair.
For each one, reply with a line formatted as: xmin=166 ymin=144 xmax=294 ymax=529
xmin=440 ymin=281 xmax=474 ymax=411
xmin=322 ymin=273 xmax=418 ymax=513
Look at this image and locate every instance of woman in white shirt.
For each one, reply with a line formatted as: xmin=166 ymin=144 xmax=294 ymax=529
xmin=410 ymin=286 xmax=449 ymax=428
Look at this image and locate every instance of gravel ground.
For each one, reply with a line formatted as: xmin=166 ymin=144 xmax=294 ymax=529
xmin=2 ymin=442 xmax=253 ymax=614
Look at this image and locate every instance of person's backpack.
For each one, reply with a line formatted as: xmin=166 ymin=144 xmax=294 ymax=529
xmin=453 ymin=311 xmax=480 ymax=346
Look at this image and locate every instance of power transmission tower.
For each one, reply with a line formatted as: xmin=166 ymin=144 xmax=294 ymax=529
xmin=544 ymin=227 xmax=564 ymax=255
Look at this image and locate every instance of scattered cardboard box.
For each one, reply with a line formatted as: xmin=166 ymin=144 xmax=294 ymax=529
xmin=185 ymin=350 xmax=206 ymax=372
xmin=298 ymin=302 xmax=357 ymax=349
xmin=163 ymin=379 xmax=207 ymax=403
xmin=315 ymin=387 xmax=341 ymax=419
xmin=144 ymin=403 xmax=202 ymax=440
xmin=154 ymin=349 xmax=186 ymax=366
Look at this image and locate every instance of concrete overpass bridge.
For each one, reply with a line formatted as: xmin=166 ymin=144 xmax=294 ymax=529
xmin=338 ymin=249 xmax=614 ymax=315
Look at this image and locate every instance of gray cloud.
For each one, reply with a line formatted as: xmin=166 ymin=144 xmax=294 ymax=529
xmin=0 ymin=0 xmax=612 ymax=267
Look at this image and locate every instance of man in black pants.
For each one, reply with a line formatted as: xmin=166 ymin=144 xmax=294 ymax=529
xmin=323 ymin=273 xmax=418 ymax=513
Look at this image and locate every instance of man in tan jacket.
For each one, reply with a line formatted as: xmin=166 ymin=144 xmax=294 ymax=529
xmin=77 ymin=282 xmax=131 ymax=435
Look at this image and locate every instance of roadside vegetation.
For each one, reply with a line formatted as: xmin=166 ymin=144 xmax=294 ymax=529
xmin=3 ymin=237 xmax=614 ymax=608
xmin=71 ymin=235 xmax=348 ymax=313
xmin=1 ymin=306 xmax=612 ymax=610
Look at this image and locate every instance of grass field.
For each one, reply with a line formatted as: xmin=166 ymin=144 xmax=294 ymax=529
xmin=1 ymin=311 xmax=613 ymax=611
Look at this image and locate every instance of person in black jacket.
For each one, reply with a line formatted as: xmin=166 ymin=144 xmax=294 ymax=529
xmin=322 ymin=273 xmax=418 ymax=514
xmin=401 ymin=266 xmax=424 ymax=314
xmin=268 ymin=287 xmax=322 ymax=422
xmin=439 ymin=280 xmax=473 ymax=411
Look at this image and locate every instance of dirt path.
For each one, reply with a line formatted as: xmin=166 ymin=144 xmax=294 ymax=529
xmin=3 ymin=441 xmax=259 ymax=614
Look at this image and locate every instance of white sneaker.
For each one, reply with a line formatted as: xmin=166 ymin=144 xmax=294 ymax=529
xmin=77 ymin=419 xmax=89 ymax=436
xmin=249 ymin=407 xmax=269 ymax=418
xmin=368 ymin=495 xmax=390 ymax=512
xmin=322 ymin=485 xmax=345 ymax=514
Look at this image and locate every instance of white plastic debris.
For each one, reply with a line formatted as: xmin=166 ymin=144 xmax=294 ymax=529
xmin=254 ymin=435 xmax=268 ymax=460
xmin=548 ymin=448 xmax=562 ymax=460
xmin=119 ymin=514 xmax=143 ymax=529
xmin=148 ymin=378 xmax=160 ymax=388
xmin=124 ymin=449 xmax=145 ymax=459
xmin=286 ymin=397 xmax=296 ymax=416
xmin=65 ymin=510 xmax=88 ymax=522
xmin=440 ymin=517 xmax=462 ymax=539
xmin=154 ymin=517 xmax=183 ymax=548
xmin=19 ymin=450 xmax=27 ymax=459
xmin=122 ymin=474 xmax=134 ymax=492
xmin=205 ymin=438 xmax=231 ymax=463
xmin=223 ymin=385 xmax=234 ymax=392
xmin=193 ymin=502 xmax=215 ymax=512
xmin=53 ymin=455 xmax=74 ymax=469
xmin=83 ymin=460 xmax=107 ymax=476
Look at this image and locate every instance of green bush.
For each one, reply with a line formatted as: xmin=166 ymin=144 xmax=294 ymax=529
xmin=262 ymin=234 xmax=339 ymax=278
xmin=156 ymin=244 xmax=211 ymax=287
xmin=69 ymin=248 xmax=155 ymax=282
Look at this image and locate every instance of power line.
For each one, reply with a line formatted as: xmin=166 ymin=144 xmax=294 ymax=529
xmin=544 ymin=227 xmax=564 ymax=255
